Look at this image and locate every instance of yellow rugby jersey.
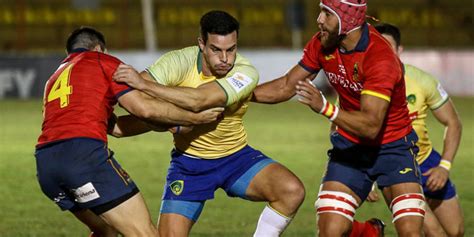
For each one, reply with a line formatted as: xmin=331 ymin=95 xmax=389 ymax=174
xmin=405 ymin=64 xmax=449 ymax=164
xmin=146 ymin=46 xmax=259 ymax=159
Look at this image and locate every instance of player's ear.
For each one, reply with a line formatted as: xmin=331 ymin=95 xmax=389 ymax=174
xmin=198 ymin=37 xmax=205 ymax=51
xmin=398 ymin=45 xmax=404 ymax=55
xmin=92 ymin=44 xmax=103 ymax=53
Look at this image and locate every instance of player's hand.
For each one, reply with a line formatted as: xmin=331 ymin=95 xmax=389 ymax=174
xmin=423 ymin=166 xmax=449 ymax=192
xmin=168 ymin=126 xmax=194 ymax=134
xmin=295 ymin=79 xmax=325 ymax=113
xmin=366 ymin=190 xmax=380 ymax=202
xmin=195 ymin=107 xmax=225 ymax=124
xmin=113 ymin=64 xmax=145 ymax=90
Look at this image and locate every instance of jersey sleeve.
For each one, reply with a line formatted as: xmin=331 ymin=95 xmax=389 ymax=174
xmin=215 ymin=63 xmax=259 ymax=106
xmin=98 ymin=53 xmax=132 ymax=98
xmin=298 ymin=34 xmax=322 ymax=74
xmin=360 ymin=51 xmax=401 ymax=102
xmin=422 ymin=71 xmax=449 ymax=110
xmin=145 ymin=50 xmax=188 ymax=86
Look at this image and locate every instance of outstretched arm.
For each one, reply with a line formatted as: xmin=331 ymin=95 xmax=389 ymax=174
xmin=423 ymin=99 xmax=462 ymax=191
xmin=252 ymin=64 xmax=313 ymax=104
xmin=113 ymin=64 xmax=226 ymax=112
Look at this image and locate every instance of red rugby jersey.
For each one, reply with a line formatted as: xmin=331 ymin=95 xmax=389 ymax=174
xmin=299 ymin=24 xmax=412 ymax=145
xmin=37 ymin=51 xmax=131 ymax=147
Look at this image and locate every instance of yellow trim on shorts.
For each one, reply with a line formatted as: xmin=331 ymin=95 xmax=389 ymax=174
xmin=361 ymin=90 xmax=391 ymax=102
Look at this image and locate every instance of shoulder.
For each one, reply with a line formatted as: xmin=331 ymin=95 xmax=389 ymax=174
xmin=233 ymin=54 xmax=259 ymax=79
xmin=364 ymin=29 xmax=401 ymax=72
xmin=165 ymin=46 xmax=199 ymax=61
xmin=152 ymin=46 xmax=198 ymax=68
xmin=405 ymin=64 xmax=440 ymax=89
xmin=405 ymin=64 xmax=437 ymax=83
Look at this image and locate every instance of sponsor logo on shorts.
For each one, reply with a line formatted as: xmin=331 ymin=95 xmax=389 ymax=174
xmin=170 ymin=180 xmax=184 ymax=196
xmin=399 ymin=168 xmax=413 ymax=174
xmin=72 ymin=182 xmax=100 ymax=203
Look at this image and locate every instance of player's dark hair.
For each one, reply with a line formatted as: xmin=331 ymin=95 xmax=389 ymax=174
xmin=66 ymin=26 xmax=106 ymax=54
xmin=200 ymin=10 xmax=239 ymax=44
xmin=374 ymin=23 xmax=401 ymax=48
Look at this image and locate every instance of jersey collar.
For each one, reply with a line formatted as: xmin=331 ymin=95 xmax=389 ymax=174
xmin=197 ymin=48 xmax=203 ymax=74
xmin=339 ymin=23 xmax=369 ymax=54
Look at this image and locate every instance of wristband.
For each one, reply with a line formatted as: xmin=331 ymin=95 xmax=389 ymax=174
xmin=439 ymin=159 xmax=451 ymax=171
xmin=318 ymin=92 xmax=339 ymax=121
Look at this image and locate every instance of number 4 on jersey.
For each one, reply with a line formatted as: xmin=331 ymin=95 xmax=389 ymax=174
xmin=48 ymin=64 xmax=74 ymax=108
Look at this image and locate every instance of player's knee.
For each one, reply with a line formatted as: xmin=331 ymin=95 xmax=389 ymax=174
xmin=122 ymin=221 xmax=157 ymax=237
xmin=395 ymin=224 xmax=423 ymax=237
xmin=317 ymin=216 xmax=351 ymax=237
xmin=445 ymin=223 xmax=464 ymax=237
xmin=279 ymin=177 xmax=305 ymax=206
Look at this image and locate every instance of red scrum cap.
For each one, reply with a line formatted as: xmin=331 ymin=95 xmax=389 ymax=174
xmin=320 ymin=0 xmax=367 ymax=35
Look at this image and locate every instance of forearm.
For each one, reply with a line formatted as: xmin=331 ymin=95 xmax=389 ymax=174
xmin=140 ymin=80 xmax=205 ymax=111
xmin=332 ymin=110 xmax=382 ymax=140
xmin=110 ymin=115 xmax=153 ymax=137
xmin=141 ymin=98 xmax=201 ymax=126
xmin=253 ymin=77 xmax=296 ymax=104
xmin=441 ymin=120 xmax=462 ymax=162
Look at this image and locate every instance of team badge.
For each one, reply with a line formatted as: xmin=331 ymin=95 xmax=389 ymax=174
xmin=407 ymin=94 xmax=416 ymax=104
xmin=170 ymin=180 xmax=184 ymax=196
xmin=353 ymin=63 xmax=359 ymax=82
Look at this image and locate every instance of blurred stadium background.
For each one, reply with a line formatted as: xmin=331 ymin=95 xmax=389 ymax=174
xmin=0 ymin=0 xmax=472 ymax=236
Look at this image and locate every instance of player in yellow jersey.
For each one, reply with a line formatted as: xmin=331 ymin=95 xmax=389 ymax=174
xmin=113 ymin=10 xmax=305 ymax=237
xmin=356 ymin=23 xmax=464 ymax=237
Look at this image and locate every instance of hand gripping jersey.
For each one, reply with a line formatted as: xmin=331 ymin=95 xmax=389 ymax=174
xmin=37 ymin=51 xmax=131 ymax=147
xmin=146 ymin=46 xmax=259 ymax=159
xmin=299 ymin=24 xmax=412 ymax=145
xmin=404 ymin=64 xmax=449 ymax=164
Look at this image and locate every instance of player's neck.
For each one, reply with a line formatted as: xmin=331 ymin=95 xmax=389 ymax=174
xmin=200 ymin=54 xmax=213 ymax=77
xmin=340 ymin=29 xmax=362 ymax=52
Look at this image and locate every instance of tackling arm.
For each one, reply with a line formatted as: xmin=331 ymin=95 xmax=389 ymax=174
xmin=113 ymin=64 xmax=226 ymax=112
xmin=118 ymin=90 xmax=223 ymax=126
xmin=108 ymin=114 xmax=154 ymax=138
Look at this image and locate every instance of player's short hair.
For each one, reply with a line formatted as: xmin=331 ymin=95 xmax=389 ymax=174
xmin=374 ymin=23 xmax=401 ymax=48
xmin=66 ymin=26 xmax=106 ymax=54
xmin=200 ymin=10 xmax=239 ymax=44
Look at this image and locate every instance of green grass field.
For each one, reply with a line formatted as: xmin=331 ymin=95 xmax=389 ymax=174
xmin=0 ymin=98 xmax=472 ymax=236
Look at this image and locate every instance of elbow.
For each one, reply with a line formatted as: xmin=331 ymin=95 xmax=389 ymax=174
xmin=456 ymin=118 xmax=463 ymax=131
xmin=109 ymin=132 xmax=123 ymax=138
xmin=362 ymin=123 xmax=382 ymax=140
xmin=132 ymin=102 xmax=154 ymax=120
xmin=187 ymin=100 xmax=205 ymax=113
xmin=365 ymin=130 xmax=380 ymax=140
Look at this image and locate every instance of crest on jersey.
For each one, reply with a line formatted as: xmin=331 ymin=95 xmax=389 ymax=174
xmin=353 ymin=63 xmax=359 ymax=82
xmin=170 ymin=180 xmax=184 ymax=196
xmin=407 ymin=94 xmax=416 ymax=104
